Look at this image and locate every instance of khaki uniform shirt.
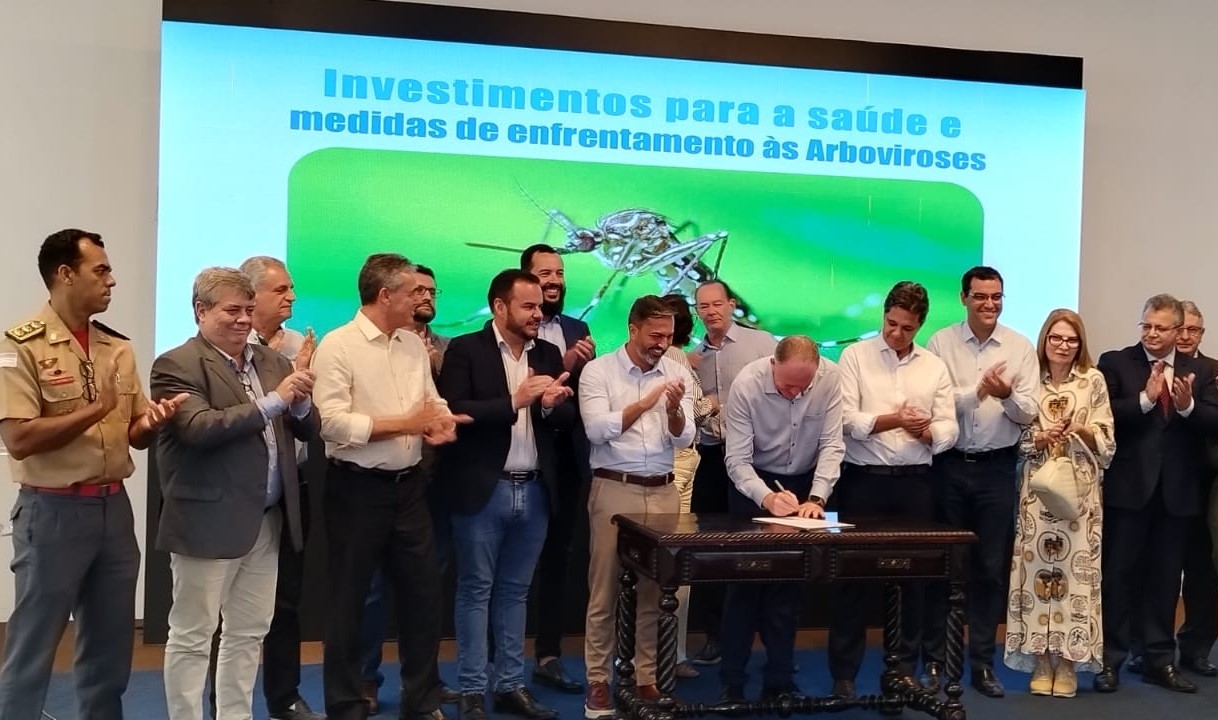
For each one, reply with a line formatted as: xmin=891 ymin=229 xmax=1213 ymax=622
xmin=0 ymin=304 xmax=149 ymax=487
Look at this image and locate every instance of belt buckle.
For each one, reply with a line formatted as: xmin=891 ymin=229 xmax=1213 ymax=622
xmin=506 ymin=470 xmax=534 ymax=482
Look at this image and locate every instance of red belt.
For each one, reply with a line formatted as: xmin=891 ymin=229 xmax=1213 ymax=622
xmin=22 ymin=481 xmax=124 ymax=497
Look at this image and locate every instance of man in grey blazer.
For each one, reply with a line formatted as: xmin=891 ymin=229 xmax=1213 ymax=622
xmin=152 ymin=267 xmax=320 ymax=720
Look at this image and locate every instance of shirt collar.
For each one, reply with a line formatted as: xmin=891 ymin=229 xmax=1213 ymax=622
xmin=492 ymin=321 xmax=535 ymax=355
xmin=354 ymin=309 xmax=407 ymax=344
xmin=962 ymin=321 xmax=1004 ymax=347
xmin=700 ymin=322 xmax=741 ymax=350
xmin=877 ymin=336 xmax=923 ymax=363
xmin=1041 ymin=365 xmax=1082 ymax=384
xmin=205 ymin=337 xmax=255 ymax=369
xmin=1143 ymin=346 xmax=1177 ymax=367
xmin=614 ymin=345 xmax=666 ymax=376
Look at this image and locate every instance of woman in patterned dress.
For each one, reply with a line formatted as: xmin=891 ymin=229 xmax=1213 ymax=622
xmin=1004 ymin=308 xmax=1114 ymax=697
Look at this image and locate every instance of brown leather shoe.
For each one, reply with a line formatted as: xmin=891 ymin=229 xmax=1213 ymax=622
xmin=636 ymin=684 xmax=662 ymax=702
xmin=360 ymin=680 xmax=380 ymax=715
xmin=584 ymin=681 xmax=614 ymax=719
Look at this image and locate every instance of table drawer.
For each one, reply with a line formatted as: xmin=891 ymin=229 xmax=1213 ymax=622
xmin=685 ymin=550 xmax=811 ymax=582
xmin=830 ymin=548 xmax=949 ymax=580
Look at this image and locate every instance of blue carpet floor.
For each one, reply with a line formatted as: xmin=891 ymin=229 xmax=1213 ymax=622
xmin=44 ymin=648 xmax=1218 ymax=719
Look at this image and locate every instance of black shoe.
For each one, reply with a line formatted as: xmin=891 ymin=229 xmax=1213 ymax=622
xmin=920 ymin=662 xmax=944 ymax=694
xmin=716 ymin=685 xmax=745 ymax=704
xmin=830 ymin=680 xmax=856 ymax=699
xmin=493 ymin=687 xmax=558 ymax=720
xmin=1093 ymin=665 xmax=1120 ymax=693
xmin=1142 ymin=664 xmax=1198 ymax=693
xmin=760 ymin=682 xmax=807 ymax=703
xmin=969 ymin=667 xmax=1004 ymax=698
xmin=269 ymin=699 xmax=325 ymax=720
xmin=438 ymin=685 xmax=461 ymax=705
xmin=1180 ymin=656 xmax=1218 ymax=677
xmin=690 ymin=639 xmax=722 ymax=666
xmin=532 ymin=658 xmax=584 ymax=694
xmin=458 ymin=694 xmax=487 ymax=720
xmin=406 ymin=710 xmax=450 ymax=720
xmin=1126 ymin=655 xmax=1144 ymax=674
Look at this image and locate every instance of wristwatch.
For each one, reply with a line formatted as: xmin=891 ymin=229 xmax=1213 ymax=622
xmin=807 ymin=495 xmax=826 ymax=507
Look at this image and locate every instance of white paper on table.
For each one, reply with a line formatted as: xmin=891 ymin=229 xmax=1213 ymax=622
xmin=752 ymin=516 xmax=855 ymax=531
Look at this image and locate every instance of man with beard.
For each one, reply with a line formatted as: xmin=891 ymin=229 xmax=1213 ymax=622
xmin=359 ymin=264 xmax=459 ymax=714
xmin=437 ymin=269 xmax=576 ymax=720
xmin=578 ymin=295 xmax=694 ymax=718
xmin=520 ymin=244 xmax=596 ymax=694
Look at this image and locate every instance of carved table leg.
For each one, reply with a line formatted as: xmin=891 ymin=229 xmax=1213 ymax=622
xmin=656 ymin=585 xmax=680 ymax=697
xmin=879 ymin=581 xmax=905 ymax=716
xmin=615 ymin=566 xmax=640 ymax=710
xmin=941 ymin=579 xmax=967 ymax=720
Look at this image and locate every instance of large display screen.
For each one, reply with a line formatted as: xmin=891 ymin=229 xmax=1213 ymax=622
xmin=157 ymin=4 xmax=1084 ymax=357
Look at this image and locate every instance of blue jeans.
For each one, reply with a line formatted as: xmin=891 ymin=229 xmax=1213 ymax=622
xmin=452 ymin=476 xmax=550 ymax=695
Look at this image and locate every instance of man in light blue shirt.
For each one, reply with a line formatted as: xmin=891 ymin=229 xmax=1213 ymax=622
xmin=719 ymin=336 xmax=843 ymax=703
xmin=921 ymin=266 xmax=1038 ymax=699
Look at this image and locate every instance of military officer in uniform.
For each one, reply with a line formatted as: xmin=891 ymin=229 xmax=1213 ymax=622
xmin=0 ymin=229 xmax=186 ymax=720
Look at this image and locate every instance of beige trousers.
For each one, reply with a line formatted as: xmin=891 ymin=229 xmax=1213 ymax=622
xmin=584 ymin=476 xmax=680 ymax=685
xmin=164 ymin=510 xmax=281 ymax=720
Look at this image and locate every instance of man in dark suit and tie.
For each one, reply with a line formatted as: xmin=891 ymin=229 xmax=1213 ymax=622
xmin=152 ymin=267 xmax=321 ymax=720
xmin=1095 ymin=293 xmax=1218 ymax=694
xmin=437 ymin=269 xmax=576 ymax=720
xmin=520 ymin=244 xmax=596 ymax=694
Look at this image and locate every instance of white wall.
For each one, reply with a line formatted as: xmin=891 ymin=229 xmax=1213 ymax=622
xmin=2 ymin=0 xmax=1216 ymax=620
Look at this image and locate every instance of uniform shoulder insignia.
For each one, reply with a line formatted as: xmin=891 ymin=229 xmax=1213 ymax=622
xmin=90 ymin=320 xmax=130 ymax=341
xmin=4 ymin=320 xmax=46 ymax=343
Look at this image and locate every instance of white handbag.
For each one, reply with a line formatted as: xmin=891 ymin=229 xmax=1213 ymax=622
xmin=1028 ymin=443 xmax=1086 ymax=521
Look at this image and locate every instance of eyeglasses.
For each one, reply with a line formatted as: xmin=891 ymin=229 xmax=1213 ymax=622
xmin=967 ymin=292 xmax=1004 ymax=303
xmin=80 ymin=359 xmax=97 ymax=402
xmin=1046 ymin=334 xmax=1081 ymax=348
xmin=411 ymin=287 xmax=442 ymax=298
xmin=1180 ymin=325 xmax=1206 ymax=337
xmin=1138 ymin=322 xmax=1180 ymax=335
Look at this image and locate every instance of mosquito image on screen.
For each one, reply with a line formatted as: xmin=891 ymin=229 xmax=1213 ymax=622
xmin=468 ymin=192 xmax=762 ymax=327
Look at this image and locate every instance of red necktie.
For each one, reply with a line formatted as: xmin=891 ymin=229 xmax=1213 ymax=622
xmin=1158 ymin=363 xmax=1172 ymax=417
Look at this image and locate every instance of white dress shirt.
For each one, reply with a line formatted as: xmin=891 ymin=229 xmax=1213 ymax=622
xmin=311 ymin=310 xmax=448 ymax=471
xmin=537 ymin=315 xmax=568 ymax=351
xmin=926 ymin=322 xmax=1039 ymax=451
xmin=493 ymin=322 xmax=540 ymax=472
xmin=724 ymin=356 xmax=845 ymax=507
xmin=839 ymin=335 xmax=958 ymax=466
xmin=579 ymin=346 xmax=696 ymax=474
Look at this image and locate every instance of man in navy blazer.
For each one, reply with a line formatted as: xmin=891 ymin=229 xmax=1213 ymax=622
xmin=437 ymin=269 xmax=576 ymax=720
xmin=520 ymin=244 xmax=597 ymax=693
xmin=1095 ymin=294 xmax=1218 ymax=694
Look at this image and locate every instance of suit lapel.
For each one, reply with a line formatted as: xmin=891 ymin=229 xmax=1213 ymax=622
xmin=196 ymin=337 xmax=250 ymax=404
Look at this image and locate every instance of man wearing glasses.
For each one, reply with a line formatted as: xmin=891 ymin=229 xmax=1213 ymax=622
xmin=921 ymin=266 xmax=1039 ymax=698
xmin=1095 ymin=294 xmax=1218 ymax=694
xmin=1126 ymin=302 xmax=1218 ymax=679
xmin=0 ymin=229 xmax=187 ymax=720
xmin=359 ymin=264 xmax=460 ymax=714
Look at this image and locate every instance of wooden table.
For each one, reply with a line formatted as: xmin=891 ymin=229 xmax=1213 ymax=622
xmin=611 ymin=513 xmax=975 ymax=720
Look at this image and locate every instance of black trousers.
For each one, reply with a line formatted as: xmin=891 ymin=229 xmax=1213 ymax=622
xmin=1177 ymin=481 xmax=1218 ymax=660
xmin=1102 ymin=485 xmax=1189 ymax=671
xmin=262 ymin=473 xmax=314 ymax=712
xmin=922 ymin=449 xmax=1017 ymax=671
xmin=827 ymin=464 xmax=935 ymax=681
xmin=531 ymin=445 xmax=588 ymax=660
xmin=719 ymin=469 xmax=812 ymax=690
xmin=323 ymin=462 xmax=442 ymax=720
xmin=689 ymin=443 xmax=731 ymax=640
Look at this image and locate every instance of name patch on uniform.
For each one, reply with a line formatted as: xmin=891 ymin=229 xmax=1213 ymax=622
xmin=45 ymin=376 xmax=76 ymax=386
xmin=0 ymin=353 xmax=16 ymax=368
